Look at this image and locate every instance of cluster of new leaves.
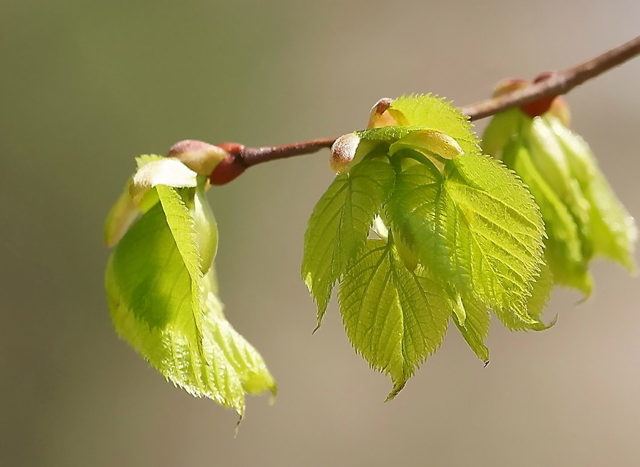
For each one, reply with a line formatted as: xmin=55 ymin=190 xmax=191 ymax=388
xmin=104 ymin=156 xmax=275 ymax=417
xmin=103 ymin=93 xmax=636 ymax=416
xmin=483 ymin=105 xmax=637 ymax=294
xmin=302 ymin=95 xmax=552 ymax=398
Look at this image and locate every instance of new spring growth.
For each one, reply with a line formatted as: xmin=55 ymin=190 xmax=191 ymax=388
xmin=168 ymin=139 xmax=229 ymax=175
xmin=168 ymin=140 xmax=248 ymax=185
xmin=493 ymin=75 xmax=569 ymax=122
xmin=482 ymin=85 xmax=637 ymax=294
xmin=330 ymin=132 xmax=361 ymax=174
xmin=367 ymin=98 xmax=398 ymax=128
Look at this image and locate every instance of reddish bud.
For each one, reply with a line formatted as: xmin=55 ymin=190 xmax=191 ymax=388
xmin=548 ymin=95 xmax=571 ymax=127
xmin=520 ymin=71 xmax=559 ymax=118
xmin=167 ymin=139 xmax=228 ymax=175
xmin=521 ymin=96 xmax=556 ymax=119
xmin=209 ymin=155 xmax=247 ymax=185
xmin=215 ymin=142 xmax=245 ymax=155
xmin=492 ymin=78 xmax=529 ymax=98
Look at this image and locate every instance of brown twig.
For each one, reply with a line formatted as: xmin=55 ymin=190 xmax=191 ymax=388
xmin=228 ymin=35 xmax=639 ymax=168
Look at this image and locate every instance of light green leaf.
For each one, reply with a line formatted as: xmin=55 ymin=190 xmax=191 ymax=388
xmin=522 ymin=118 xmax=573 ymax=200
xmin=201 ymin=277 xmax=277 ymax=396
xmin=389 ymin=129 xmax=463 ymax=160
xmin=586 ymin=176 xmax=637 ymax=271
xmin=387 ymin=94 xmax=480 ymax=157
xmin=131 ymin=157 xmax=198 ymax=205
xmin=104 ymin=176 xmax=139 ymax=247
xmin=548 ymin=116 xmax=637 ymax=271
xmin=302 ymin=153 xmax=395 ymax=326
xmin=446 ymin=154 xmax=546 ymax=316
xmin=481 ymin=108 xmax=525 ymax=160
xmin=526 ymin=262 xmax=555 ymax=323
xmin=357 ymin=126 xmax=432 ymax=145
xmin=338 ymin=239 xmax=451 ymax=399
xmin=106 ymin=183 xmax=274 ymax=416
xmin=524 ymin=118 xmax=592 ymax=237
xmin=386 ymin=156 xmax=448 ymax=275
xmin=505 ymin=140 xmax=593 ymax=295
xmin=389 ymin=152 xmax=546 ymax=316
xmin=104 ymin=155 xmax=170 ymax=247
xmin=452 ymin=295 xmax=490 ymax=363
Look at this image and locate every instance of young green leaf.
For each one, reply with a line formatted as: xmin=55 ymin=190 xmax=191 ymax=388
xmin=307 ymin=94 xmax=551 ymax=397
xmin=484 ymin=101 xmax=637 ymax=297
xmin=104 ymin=176 xmax=139 ymax=247
xmin=338 ymin=239 xmax=451 ymax=399
xmin=106 ymin=182 xmax=274 ymax=416
xmin=505 ymin=140 xmax=593 ymax=295
xmin=452 ymin=295 xmax=491 ymax=363
xmin=526 ymin=262 xmax=555 ymax=322
xmin=104 ymin=155 xmax=181 ymax=247
xmin=586 ymin=176 xmax=637 ymax=271
xmin=302 ymin=153 xmax=395 ymax=326
xmin=386 ymin=94 xmax=481 ymax=157
xmin=388 ymin=152 xmax=546 ymax=316
xmin=547 ymin=116 xmax=637 ymax=271
xmin=481 ymin=108 xmax=525 ymax=160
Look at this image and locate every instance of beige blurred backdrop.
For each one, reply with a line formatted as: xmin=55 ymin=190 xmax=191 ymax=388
xmin=1 ymin=1 xmax=639 ymax=466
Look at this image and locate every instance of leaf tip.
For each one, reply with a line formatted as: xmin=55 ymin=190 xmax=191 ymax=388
xmin=385 ymin=381 xmax=407 ymax=402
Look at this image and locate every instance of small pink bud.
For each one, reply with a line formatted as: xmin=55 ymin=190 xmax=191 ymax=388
xmin=521 ymin=72 xmax=560 ymax=118
xmin=168 ymin=139 xmax=228 ymax=175
xmin=209 ymin=155 xmax=247 ymax=185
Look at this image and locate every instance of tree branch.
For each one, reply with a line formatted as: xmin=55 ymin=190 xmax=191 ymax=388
xmin=461 ymin=35 xmax=640 ymax=120
xmin=223 ymin=35 xmax=640 ymax=169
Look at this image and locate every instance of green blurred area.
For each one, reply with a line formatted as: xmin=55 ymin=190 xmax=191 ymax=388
xmin=1 ymin=1 xmax=639 ymax=466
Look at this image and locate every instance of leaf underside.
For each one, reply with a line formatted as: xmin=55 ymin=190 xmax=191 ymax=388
xmin=338 ymin=239 xmax=451 ymax=399
xmin=106 ymin=180 xmax=275 ymax=416
xmin=302 ymin=153 xmax=395 ymax=326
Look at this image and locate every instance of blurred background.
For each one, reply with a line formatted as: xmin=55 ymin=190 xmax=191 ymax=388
xmin=1 ymin=1 xmax=639 ymax=466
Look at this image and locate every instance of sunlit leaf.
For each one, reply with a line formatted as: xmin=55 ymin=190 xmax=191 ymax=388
xmin=302 ymin=153 xmax=395 ymax=326
xmin=452 ymin=295 xmax=490 ymax=363
xmin=388 ymin=153 xmax=545 ymax=316
xmin=338 ymin=239 xmax=451 ymax=398
xmin=387 ymin=94 xmax=480 ymax=157
xmin=106 ymin=182 xmax=274 ymax=416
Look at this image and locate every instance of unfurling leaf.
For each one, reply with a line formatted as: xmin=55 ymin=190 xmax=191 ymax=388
xmin=482 ymin=100 xmax=637 ymax=295
xmin=547 ymin=117 xmax=637 ymax=271
xmin=304 ymin=94 xmax=548 ymax=397
xmin=105 ymin=159 xmax=275 ymax=417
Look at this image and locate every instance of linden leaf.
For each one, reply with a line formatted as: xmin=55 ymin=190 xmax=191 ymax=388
xmin=388 ymin=153 xmax=546 ymax=317
xmin=547 ymin=116 xmax=637 ymax=271
xmin=452 ymin=295 xmax=491 ymax=363
xmin=387 ymin=94 xmax=480 ymax=157
xmin=302 ymin=153 xmax=395 ymax=327
xmin=104 ymin=155 xmax=181 ymax=247
xmin=338 ymin=239 xmax=451 ymax=399
xmin=105 ymin=182 xmax=274 ymax=416
xmin=504 ymin=140 xmax=593 ymax=295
